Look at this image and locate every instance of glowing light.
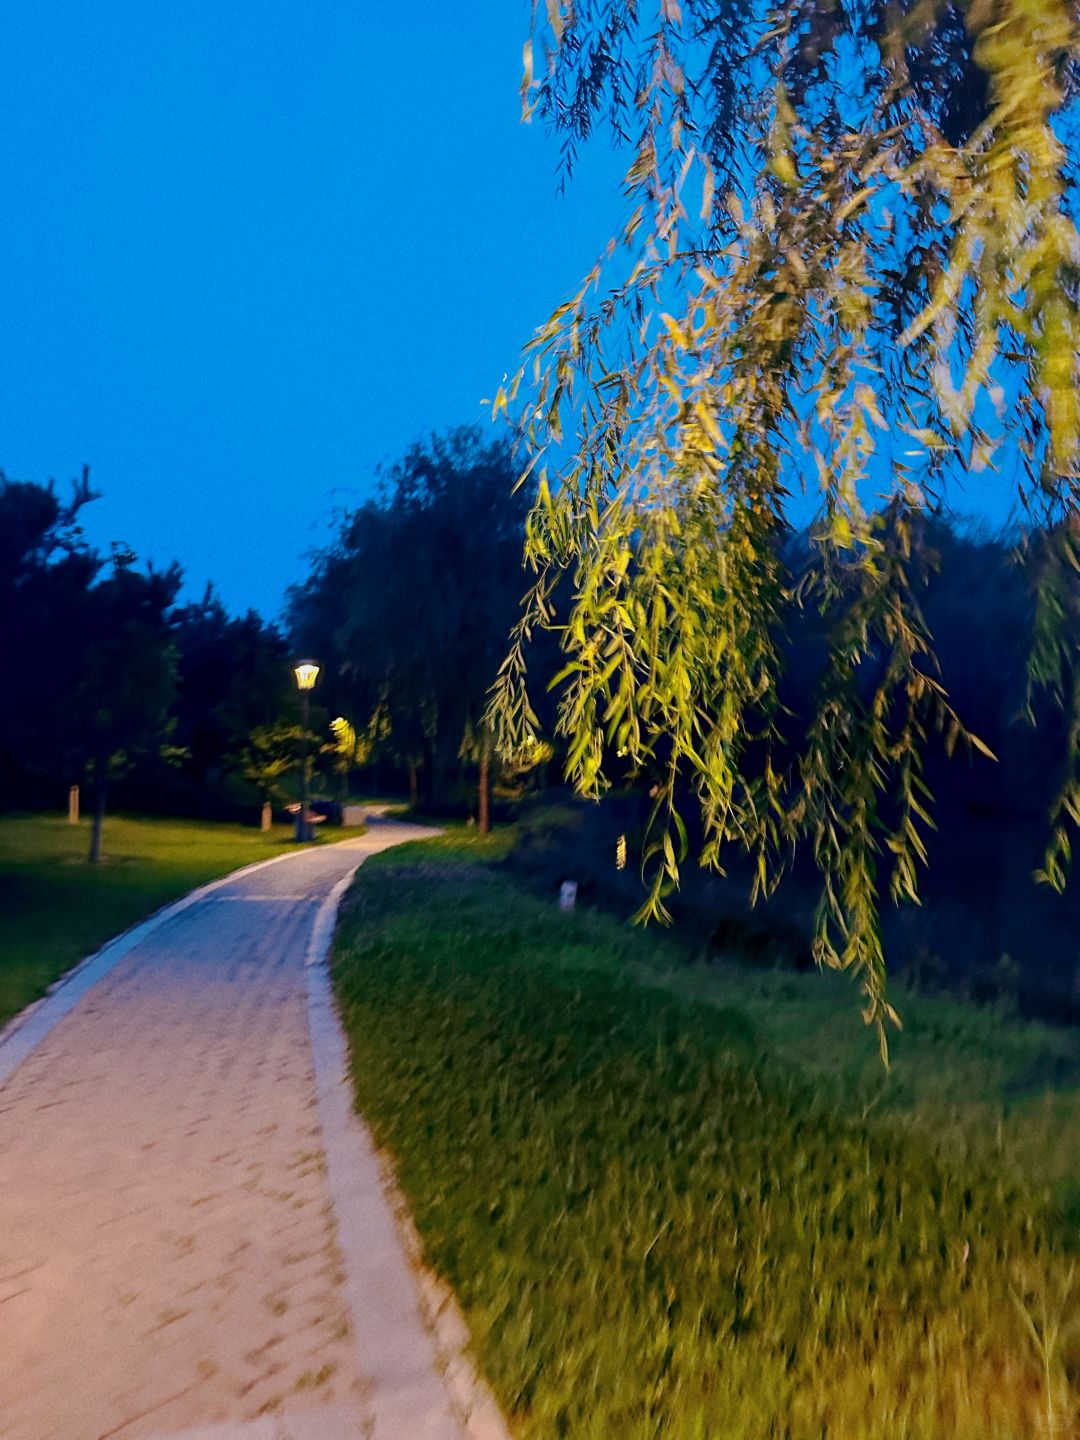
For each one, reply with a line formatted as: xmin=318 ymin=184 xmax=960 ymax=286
xmin=293 ymin=661 xmax=320 ymax=691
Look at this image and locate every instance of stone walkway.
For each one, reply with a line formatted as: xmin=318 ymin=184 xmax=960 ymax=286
xmin=0 ymin=821 xmax=503 ymax=1440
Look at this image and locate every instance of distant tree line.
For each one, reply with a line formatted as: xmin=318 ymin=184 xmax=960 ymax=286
xmin=0 ymin=431 xmax=551 ymax=859
xmin=3 ymin=442 xmax=1074 ymax=1019
xmin=0 ymin=469 xmax=303 ymax=858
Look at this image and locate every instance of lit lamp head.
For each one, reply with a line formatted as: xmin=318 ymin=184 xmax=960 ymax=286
xmin=294 ymin=661 xmax=320 ymax=692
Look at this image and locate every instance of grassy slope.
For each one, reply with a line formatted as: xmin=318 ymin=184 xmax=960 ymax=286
xmin=0 ymin=813 xmax=308 ymax=1026
xmin=333 ymin=829 xmax=1080 ymax=1440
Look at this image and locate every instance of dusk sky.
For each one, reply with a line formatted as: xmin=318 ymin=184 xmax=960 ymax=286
xmin=2 ymin=3 xmax=1020 ymax=624
xmin=1 ymin=2 xmax=622 ymax=619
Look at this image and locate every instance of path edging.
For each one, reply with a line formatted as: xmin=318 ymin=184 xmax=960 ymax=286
xmin=303 ymin=861 xmax=511 ymax=1440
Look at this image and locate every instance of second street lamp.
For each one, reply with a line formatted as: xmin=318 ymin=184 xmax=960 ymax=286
xmin=293 ymin=661 xmax=320 ymax=842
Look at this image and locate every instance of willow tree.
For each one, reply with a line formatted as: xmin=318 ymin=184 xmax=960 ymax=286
xmin=490 ymin=0 xmax=1080 ymax=1053
xmin=290 ymin=428 xmax=533 ymax=819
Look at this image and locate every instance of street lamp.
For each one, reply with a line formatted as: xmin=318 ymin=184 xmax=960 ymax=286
xmin=293 ymin=661 xmax=320 ymax=841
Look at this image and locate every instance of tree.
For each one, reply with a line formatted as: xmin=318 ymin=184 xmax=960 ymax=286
xmin=235 ymin=723 xmax=305 ymax=830
xmin=0 ymin=470 xmax=102 ymax=789
xmin=71 ymin=556 xmax=182 ymax=862
xmin=0 ymin=472 xmax=184 ymax=857
xmin=291 ymin=427 xmax=533 ymax=822
xmin=490 ymin=1 xmax=1080 ymax=1052
xmin=171 ymin=589 xmax=293 ymax=795
xmin=325 ymin=713 xmax=380 ymax=803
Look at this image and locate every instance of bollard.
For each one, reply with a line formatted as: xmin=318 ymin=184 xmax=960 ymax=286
xmin=68 ymin=784 xmax=79 ymax=824
xmin=559 ymin=879 xmax=578 ymax=912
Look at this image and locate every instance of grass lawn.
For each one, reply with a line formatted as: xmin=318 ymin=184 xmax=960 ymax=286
xmin=0 ymin=812 xmax=309 ymax=1027
xmin=332 ymin=828 xmax=1080 ymax=1440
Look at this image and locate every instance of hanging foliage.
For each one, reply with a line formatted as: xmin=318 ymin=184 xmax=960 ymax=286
xmin=489 ymin=0 xmax=1080 ymax=1054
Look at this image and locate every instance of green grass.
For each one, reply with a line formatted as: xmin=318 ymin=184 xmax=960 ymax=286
xmin=332 ymin=830 xmax=1080 ymax=1440
xmin=0 ymin=812 xmax=309 ymax=1026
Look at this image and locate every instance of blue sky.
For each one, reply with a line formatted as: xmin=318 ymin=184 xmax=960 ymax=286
xmin=1 ymin=3 xmax=1025 ymax=624
xmin=0 ymin=2 xmax=622 ymax=618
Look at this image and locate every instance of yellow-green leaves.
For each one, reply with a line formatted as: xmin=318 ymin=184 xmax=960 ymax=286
xmin=491 ymin=0 xmax=1080 ymax=1055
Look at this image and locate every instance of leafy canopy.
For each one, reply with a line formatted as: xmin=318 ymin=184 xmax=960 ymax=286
xmin=290 ymin=427 xmax=534 ymax=797
xmin=490 ymin=0 xmax=1080 ymax=1053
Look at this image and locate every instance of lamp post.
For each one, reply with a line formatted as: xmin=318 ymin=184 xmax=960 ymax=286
xmin=293 ymin=661 xmax=320 ymax=841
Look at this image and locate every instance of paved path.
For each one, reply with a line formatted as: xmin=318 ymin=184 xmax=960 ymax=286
xmin=0 ymin=819 xmax=497 ymax=1440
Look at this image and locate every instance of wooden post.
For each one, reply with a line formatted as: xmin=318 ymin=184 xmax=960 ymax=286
xmin=261 ymin=799 xmax=272 ymax=832
xmin=68 ymin=784 xmax=79 ymax=824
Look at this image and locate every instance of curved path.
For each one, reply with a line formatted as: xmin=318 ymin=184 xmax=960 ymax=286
xmin=0 ymin=819 xmax=502 ymax=1440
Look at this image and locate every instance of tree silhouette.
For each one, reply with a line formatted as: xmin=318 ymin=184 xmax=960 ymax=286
xmin=291 ymin=427 xmax=533 ymax=824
